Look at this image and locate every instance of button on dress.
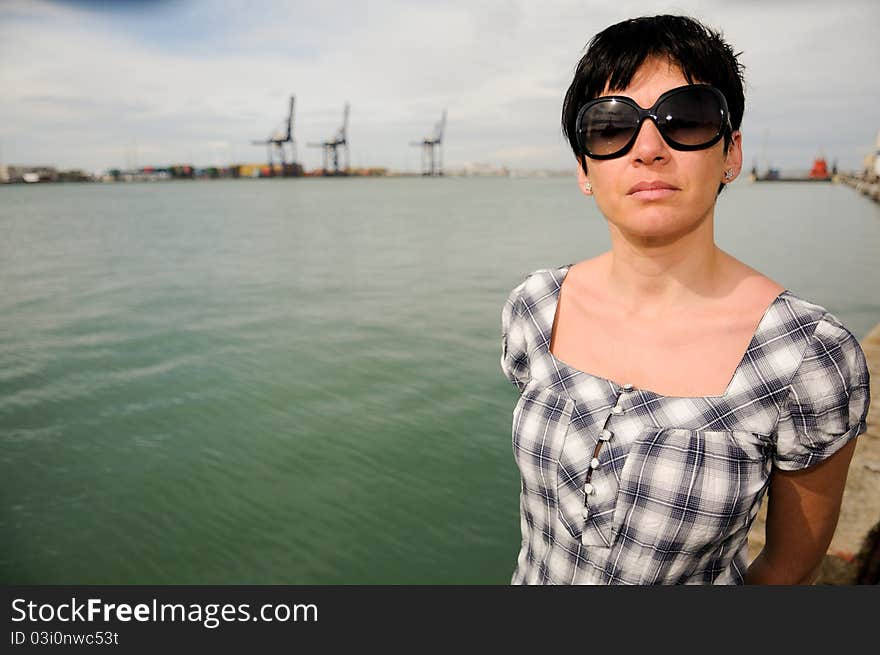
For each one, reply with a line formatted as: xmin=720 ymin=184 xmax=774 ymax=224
xmin=500 ymin=264 xmax=871 ymax=585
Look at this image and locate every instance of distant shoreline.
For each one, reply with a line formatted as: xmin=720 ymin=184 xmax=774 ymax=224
xmin=1 ymin=169 xmax=579 ymax=185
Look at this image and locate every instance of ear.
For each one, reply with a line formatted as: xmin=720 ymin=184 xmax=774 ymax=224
xmin=723 ymin=130 xmax=744 ymax=183
xmin=576 ymin=156 xmax=592 ymax=196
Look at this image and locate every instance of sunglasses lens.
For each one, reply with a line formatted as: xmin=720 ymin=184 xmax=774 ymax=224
xmin=658 ymin=88 xmax=724 ymax=147
xmin=579 ymin=100 xmax=638 ymax=157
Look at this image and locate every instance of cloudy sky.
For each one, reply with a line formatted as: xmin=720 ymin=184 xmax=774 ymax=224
xmin=1 ymin=0 xmax=878 ymax=174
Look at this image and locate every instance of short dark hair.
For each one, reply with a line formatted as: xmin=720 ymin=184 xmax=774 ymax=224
xmin=561 ymin=15 xmax=745 ymax=194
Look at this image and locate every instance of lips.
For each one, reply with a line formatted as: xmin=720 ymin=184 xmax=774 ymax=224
xmin=627 ymin=180 xmax=680 ymax=195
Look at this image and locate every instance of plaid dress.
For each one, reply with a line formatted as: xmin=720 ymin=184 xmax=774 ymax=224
xmin=501 ymin=264 xmax=871 ymax=585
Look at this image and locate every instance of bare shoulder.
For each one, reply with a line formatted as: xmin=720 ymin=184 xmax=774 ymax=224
xmin=565 ymin=252 xmax=611 ymax=295
xmin=719 ymin=251 xmax=786 ymax=307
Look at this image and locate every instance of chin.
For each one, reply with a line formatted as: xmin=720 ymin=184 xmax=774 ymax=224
xmin=616 ymin=213 xmax=696 ymax=239
xmin=623 ymin=206 xmax=682 ymax=225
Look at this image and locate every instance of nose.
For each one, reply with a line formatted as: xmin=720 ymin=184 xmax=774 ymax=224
xmin=629 ymin=117 xmax=669 ymax=164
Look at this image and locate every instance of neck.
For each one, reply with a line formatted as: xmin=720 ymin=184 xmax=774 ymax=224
xmin=600 ymin=211 xmax=726 ymax=320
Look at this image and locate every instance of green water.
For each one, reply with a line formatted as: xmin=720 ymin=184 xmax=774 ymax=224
xmin=1 ymin=177 xmax=878 ymax=583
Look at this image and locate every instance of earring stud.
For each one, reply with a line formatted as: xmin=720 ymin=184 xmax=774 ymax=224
xmin=724 ymin=169 xmax=734 ymax=180
xmin=584 ymin=181 xmax=592 ymax=193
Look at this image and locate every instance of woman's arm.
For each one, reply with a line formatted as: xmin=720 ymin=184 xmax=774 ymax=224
xmin=744 ymin=439 xmax=857 ymax=585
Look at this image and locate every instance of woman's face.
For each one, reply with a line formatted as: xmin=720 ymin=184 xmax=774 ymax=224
xmin=577 ymin=56 xmax=742 ymax=240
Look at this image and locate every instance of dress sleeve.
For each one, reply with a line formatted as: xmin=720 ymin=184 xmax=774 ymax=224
xmin=772 ymin=314 xmax=871 ymax=471
xmin=500 ymin=282 xmax=530 ymax=392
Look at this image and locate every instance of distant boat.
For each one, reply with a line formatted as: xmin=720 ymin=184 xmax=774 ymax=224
xmin=807 ymin=157 xmax=832 ymax=180
xmin=751 ymin=156 xmax=835 ymax=182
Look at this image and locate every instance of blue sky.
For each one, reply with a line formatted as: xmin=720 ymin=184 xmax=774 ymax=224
xmin=1 ymin=0 xmax=878 ymax=173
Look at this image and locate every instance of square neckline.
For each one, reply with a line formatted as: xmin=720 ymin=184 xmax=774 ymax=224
xmin=544 ymin=263 xmax=790 ymax=400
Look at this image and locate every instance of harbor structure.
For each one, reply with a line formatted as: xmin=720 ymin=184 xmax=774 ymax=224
xmin=409 ymin=110 xmax=447 ymax=176
xmin=307 ymin=103 xmax=350 ymax=176
xmin=750 ymin=156 xmax=836 ymax=182
xmin=251 ymin=95 xmax=303 ymax=177
xmin=869 ymin=128 xmax=880 ymax=178
xmin=838 ymin=129 xmax=880 ymax=204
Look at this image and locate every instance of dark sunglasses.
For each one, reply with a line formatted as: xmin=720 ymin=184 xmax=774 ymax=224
xmin=575 ymin=84 xmax=733 ymax=160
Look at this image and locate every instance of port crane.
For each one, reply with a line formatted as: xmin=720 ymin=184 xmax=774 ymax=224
xmin=307 ymin=103 xmax=350 ymax=176
xmin=251 ymin=95 xmax=301 ymax=177
xmin=410 ymin=110 xmax=446 ymax=176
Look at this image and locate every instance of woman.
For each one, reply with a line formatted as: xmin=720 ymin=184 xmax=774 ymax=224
xmin=500 ymin=15 xmax=870 ymax=585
